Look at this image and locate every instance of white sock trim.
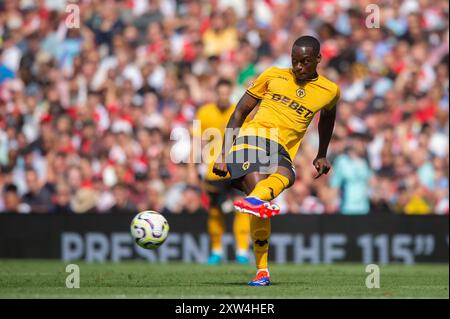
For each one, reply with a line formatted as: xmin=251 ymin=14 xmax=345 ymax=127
xmin=236 ymin=249 xmax=248 ymax=257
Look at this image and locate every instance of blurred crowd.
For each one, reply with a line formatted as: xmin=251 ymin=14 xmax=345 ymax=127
xmin=0 ymin=0 xmax=448 ymax=215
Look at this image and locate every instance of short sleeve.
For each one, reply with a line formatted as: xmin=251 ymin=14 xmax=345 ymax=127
xmin=324 ymin=85 xmax=340 ymax=111
xmin=246 ymin=67 xmax=274 ymax=99
xmin=193 ymin=107 xmax=206 ymax=138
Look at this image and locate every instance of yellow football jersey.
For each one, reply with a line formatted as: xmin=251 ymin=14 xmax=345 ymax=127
xmin=241 ymin=66 xmax=340 ymax=160
xmin=195 ymin=103 xmax=236 ymax=180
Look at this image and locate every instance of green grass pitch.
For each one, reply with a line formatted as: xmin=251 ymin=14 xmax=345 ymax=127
xmin=0 ymin=260 xmax=447 ymax=298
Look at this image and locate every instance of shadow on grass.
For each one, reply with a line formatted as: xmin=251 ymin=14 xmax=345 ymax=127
xmin=198 ymin=280 xmax=308 ymax=286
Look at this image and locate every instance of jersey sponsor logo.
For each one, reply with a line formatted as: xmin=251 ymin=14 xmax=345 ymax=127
xmin=242 ymin=161 xmax=250 ymax=170
xmin=296 ymin=88 xmax=306 ymax=98
xmin=247 ymin=81 xmax=255 ymax=89
xmin=271 ymin=93 xmax=314 ymax=118
xmin=277 ymin=76 xmax=289 ymax=81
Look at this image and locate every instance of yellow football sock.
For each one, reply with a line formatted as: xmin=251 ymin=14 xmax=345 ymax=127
xmin=233 ymin=211 xmax=250 ymax=254
xmin=249 ymin=173 xmax=290 ymax=201
xmin=208 ymin=206 xmax=225 ymax=253
xmin=248 ymin=174 xmax=288 ymax=270
xmin=251 ymin=215 xmax=271 ymax=269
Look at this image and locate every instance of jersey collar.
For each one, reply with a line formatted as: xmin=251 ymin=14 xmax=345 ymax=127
xmin=290 ymin=68 xmax=320 ymax=84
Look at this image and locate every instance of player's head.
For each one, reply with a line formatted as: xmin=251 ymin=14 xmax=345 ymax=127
xmin=215 ymin=78 xmax=233 ymax=110
xmin=291 ymin=35 xmax=321 ymax=82
xmin=3 ymin=183 xmax=19 ymax=211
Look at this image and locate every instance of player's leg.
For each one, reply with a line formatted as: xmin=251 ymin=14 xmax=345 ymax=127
xmin=249 ymin=166 xmax=294 ymax=201
xmin=204 ymin=181 xmax=226 ymax=265
xmin=207 ymin=203 xmax=225 ymax=264
xmin=239 ymin=172 xmax=272 ymax=286
xmin=226 ymin=137 xmax=295 ymax=284
xmin=243 ymin=167 xmax=295 ymax=277
xmin=228 ymin=181 xmax=250 ymax=264
xmin=233 ymin=210 xmax=250 ymax=264
xmin=245 ymin=168 xmax=295 ymax=269
xmin=239 ymin=168 xmax=295 ymax=285
xmin=235 ymin=166 xmax=295 ymax=217
xmin=232 ymin=137 xmax=296 ymax=218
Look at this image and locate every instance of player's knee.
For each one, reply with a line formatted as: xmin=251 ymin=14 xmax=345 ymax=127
xmin=276 ymin=167 xmax=295 ymax=188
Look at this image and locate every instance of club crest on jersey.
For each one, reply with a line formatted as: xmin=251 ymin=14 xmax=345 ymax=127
xmin=296 ymin=88 xmax=306 ymax=98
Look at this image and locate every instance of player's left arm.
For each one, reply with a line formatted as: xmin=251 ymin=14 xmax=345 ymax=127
xmin=313 ymin=102 xmax=337 ymax=179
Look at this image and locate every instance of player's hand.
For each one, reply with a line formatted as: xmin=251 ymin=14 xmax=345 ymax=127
xmin=313 ymin=157 xmax=331 ymax=179
xmin=212 ymin=153 xmax=228 ymax=177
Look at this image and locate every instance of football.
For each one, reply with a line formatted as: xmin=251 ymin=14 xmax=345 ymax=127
xmin=130 ymin=211 xmax=170 ymax=249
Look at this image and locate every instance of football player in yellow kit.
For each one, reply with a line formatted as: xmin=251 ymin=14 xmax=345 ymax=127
xmin=213 ymin=36 xmax=340 ymax=286
xmin=195 ymin=79 xmax=251 ymax=265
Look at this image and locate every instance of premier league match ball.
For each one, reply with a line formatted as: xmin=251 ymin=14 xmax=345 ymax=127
xmin=130 ymin=211 xmax=170 ymax=249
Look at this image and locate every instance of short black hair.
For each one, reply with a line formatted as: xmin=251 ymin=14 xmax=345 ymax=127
xmin=4 ymin=183 xmax=18 ymax=193
xmin=216 ymin=78 xmax=233 ymax=89
xmin=293 ymin=36 xmax=321 ymax=56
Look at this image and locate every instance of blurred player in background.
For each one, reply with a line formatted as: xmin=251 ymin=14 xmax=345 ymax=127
xmin=195 ymin=79 xmax=251 ymax=265
xmin=213 ymin=36 xmax=340 ymax=286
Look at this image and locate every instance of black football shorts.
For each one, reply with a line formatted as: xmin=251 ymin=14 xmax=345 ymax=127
xmin=225 ymin=136 xmax=296 ymax=180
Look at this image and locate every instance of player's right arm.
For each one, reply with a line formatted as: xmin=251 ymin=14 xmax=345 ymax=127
xmin=212 ymin=93 xmax=259 ymax=177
